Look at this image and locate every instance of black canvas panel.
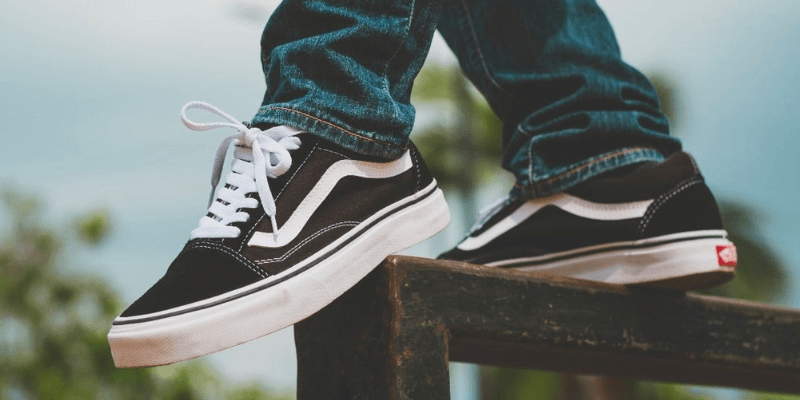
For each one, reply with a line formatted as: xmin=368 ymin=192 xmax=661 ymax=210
xmin=271 ymin=147 xmax=342 ymax=228
xmin=220 ymin=134 xmax=321 ymax=249
xmin=120 ymin=241 xmax=264 ymax=317
xmin=242 ymin=171 xmax=417 ymax=273
xmin=408 ymin=142 xmax=434 ymax=191
xmin=254 ymin=224 xmax=356 ymax=276
xmin=639 ymin=179 xmax=723 ymax=238
xmin=444 ymin=206 xmax=640 ymax=262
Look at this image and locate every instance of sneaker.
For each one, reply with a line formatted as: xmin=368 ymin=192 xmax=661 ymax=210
xmin=439 ymin=152 xmax=736 ymax=290
xmin=108 ymin=102 xmax=450 ymax=367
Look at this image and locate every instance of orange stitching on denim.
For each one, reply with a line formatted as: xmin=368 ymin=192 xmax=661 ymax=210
xmin=263 ymin=107 xmax=406 ymax=150
xmin=537 ymin=147 xmax=656 ymax=185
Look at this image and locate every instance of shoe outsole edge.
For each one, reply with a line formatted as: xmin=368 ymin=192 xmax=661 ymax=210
xmin=490 ymin=235 xmax=736 ymax=290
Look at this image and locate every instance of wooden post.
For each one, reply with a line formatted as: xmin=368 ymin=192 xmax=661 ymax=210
xmin=295 ymin=256 xmax=800 ymax=398
xmin=295 ymin=259 xmax=451 ymax=399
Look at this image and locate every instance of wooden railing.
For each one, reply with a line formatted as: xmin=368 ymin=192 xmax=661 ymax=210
xmin=294 ymin=256 xmax=800 ymax=399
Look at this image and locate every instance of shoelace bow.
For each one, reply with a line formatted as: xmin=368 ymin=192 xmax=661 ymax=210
xmin=180 ymin=101 xmax=305 ymax=239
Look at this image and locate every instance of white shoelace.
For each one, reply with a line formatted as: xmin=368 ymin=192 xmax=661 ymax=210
xmin=180 ymin=101 xmax=305 ymax=239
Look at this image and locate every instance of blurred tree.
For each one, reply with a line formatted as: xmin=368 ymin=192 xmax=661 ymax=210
xmin=76 ymin=209 xmax=111 ymax=246
xmin=411 ymin=64 xmax=511 ymax=225
xmin=0 ymin=191 xmax=291 ymax=400
xmin=480 ymin=368 xmax=560 ymax=400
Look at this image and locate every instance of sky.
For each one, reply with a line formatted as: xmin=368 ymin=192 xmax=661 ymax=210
xmin=1 ymin=0 xmax=799 ymax=397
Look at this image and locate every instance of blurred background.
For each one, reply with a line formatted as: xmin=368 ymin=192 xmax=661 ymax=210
xmin=1 ymin=0 xmax=799 ymax=399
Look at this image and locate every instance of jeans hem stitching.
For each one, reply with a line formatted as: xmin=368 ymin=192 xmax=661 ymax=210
xmin=261 ymin=106 xmax=406 ymax=150
xmin=533 ymin=147 xmax=657 ymax=184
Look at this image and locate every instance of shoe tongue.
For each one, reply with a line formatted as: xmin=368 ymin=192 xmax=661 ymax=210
xmin=233 ymin=145 xmax=254 ymax=162
xmin=231 ymin=133 xmax=316 ymax=179
xmin=231 ymin=145 xmax=291 ymax=177
xmin=232 ymin=132 xmax=312 ymax=165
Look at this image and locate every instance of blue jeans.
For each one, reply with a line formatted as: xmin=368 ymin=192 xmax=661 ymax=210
xmin=251 ymin=0 xmax=682 ymax=199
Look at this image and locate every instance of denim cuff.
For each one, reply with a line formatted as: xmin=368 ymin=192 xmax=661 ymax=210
xmin=511 ymin=147 xmax=666 ymax=200
xmin=252 ymin=105 xmax=408 ymax=160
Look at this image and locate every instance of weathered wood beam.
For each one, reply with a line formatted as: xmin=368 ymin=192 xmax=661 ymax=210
xmin=295 ymin=256 xmax=800 ymax=399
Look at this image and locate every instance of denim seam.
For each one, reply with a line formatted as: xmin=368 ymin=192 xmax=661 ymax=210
xmin=381 ymin=0 xmax=415 ymax=123
xmin=529 ymin=146 xmax=656 ymax=185
xmin=261 ymin=106 xmax=406 ymax=150
xmin=456 ymin=0 xmax=522 ymax=101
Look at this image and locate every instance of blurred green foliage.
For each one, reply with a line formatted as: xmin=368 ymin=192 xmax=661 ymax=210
xmin=76 ymin=210 xmax=111 ymax=246
xmin=411 ymin=65 xmax=509 ymax=195
xmin=633 ymin=382 xmax=711 ymax=399
xmin=480 ymin=369 xmax=560 ymax=399
xmin=0 ymin=191 xmax=292 ymax=400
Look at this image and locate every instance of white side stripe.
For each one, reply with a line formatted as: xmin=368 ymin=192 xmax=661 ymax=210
xmin=248 ymin=151 xmax=413 ymax=248
xmin=456 ymin=193 xmax=653 ymax=251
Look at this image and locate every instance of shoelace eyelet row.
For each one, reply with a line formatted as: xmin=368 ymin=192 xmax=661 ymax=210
xmin=180 ymin=101 xmax=305 ymax=240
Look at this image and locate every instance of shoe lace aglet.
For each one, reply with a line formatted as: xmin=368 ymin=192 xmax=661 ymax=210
xmin=270 ymin=215 xmax=279 ymax=241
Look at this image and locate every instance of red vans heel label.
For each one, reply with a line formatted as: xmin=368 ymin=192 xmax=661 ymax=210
xmin=716 ymin=244 xmax=737 ymax=267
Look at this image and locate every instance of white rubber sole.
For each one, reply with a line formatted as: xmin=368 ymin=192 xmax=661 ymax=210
xmin=487 ymin=230 xmax=737 ymax=287
xmin=108 ymin=182 xmax=450 ymax=368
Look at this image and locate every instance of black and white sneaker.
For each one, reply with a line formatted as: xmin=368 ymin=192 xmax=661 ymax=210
xmin=108 ymin=102 xmax=450 ymax=367
xmin=440 ymin=152 xmax=737 ymax=290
